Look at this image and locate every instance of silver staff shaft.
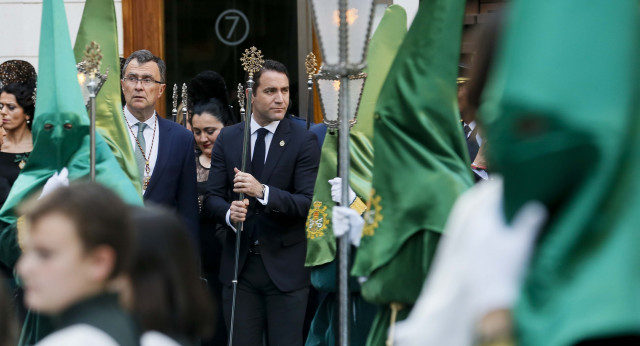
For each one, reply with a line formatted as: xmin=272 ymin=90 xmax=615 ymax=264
xmin=172 ymin=83 xmax=178 ymax=122
xmin=87 ymin=76 xmax=99 ymax=182
xmin=307 ymin=78 xmax=313 ymax=130
xmin=181 ymin=83 xmax=188 ymax=127
xmin=229 ymin=78 xmax=253 ymax=346
xmin=338 ymin=0 xmax=351 ymax=344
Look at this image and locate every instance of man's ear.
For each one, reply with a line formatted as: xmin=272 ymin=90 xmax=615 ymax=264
xmin=88 ymin=245 xmax=116 ymax=283
xmin=158 ymin=83 xmax=166 ymax=98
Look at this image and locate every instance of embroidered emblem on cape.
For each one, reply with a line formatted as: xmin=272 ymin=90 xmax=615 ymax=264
xmin=306 ymin=201 xmax=330 ymax=239
xmin=363 ymin=189 xmax=383 ymax=237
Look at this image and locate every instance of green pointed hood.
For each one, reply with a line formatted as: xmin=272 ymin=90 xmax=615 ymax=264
xmin=0 ymin=0 xmax=141 ymax=224
xmin=480 ymin=0 xmax=640 ymax=345
xmin=74 ymin=0 xmax=142 ymax=194
xmin=351 ymin=0 xmax=473 ymax=305
xmin=305 ymin=5 xmax=407 ymax=267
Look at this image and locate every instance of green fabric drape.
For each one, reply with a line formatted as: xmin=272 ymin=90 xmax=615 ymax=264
xmin=74 ymin=0 xmax=142 ymax=195
xmin=350 ymin=0 xmax=473 ymax=344
xmin=480 ymin=0 xmax=640 ymax=345
xmin=0 ymin=0 xmax=142 ymax=240
xmin=305 ymin=5 xmax=407 ymax=267
xmin=303 ymin=6 xmax=407 ymax=346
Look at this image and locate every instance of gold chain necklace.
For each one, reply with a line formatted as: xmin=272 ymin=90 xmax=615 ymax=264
xmin=124 ymin=113 xmax=158 ymax=189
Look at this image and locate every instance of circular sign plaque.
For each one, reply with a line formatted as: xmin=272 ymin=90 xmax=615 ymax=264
xmin=215 ymin=9 xmax=250 ymax=46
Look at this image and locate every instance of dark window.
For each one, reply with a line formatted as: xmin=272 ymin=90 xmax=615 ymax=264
xmin=164 ymin=0 xmax=300 ymax=119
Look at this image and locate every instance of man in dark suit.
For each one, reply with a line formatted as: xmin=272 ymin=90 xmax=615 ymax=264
xmin=121 ymin=50 xmax=198 ymax=241
xmin=204 ymin=60 xmax=320 ymax=346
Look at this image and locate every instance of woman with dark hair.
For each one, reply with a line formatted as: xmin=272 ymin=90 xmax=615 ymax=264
xmin=190 ymin=97 xmax=232 ymax=346
xmin=188 ymin=70 xmax=235 ymax=346
xmin=126 ymin=206 xmax=214 ymax=346
xmin=191 ymin=98 xmax=231 ymax=180
xmin=0 ymin=60 xmax=37 ymax=207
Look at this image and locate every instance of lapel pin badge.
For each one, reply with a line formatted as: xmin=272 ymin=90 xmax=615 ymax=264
xmin=280 ymin=140 xmax=285 ymax=147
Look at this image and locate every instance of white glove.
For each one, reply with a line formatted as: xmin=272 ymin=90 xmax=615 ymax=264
xmin=331 ymin=206 xmax=364 ymax=247
xmin=328 ymin=177 xmax=356 ymax=205
xmin=40 ymin=167 xmax=69 ymax=199
xmin=394 ymin=177 xmax=547 ymax=346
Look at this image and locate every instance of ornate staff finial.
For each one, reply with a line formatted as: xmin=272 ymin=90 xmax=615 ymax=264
xmin=237 ymin=83 xmax=245 ymax=110
xmin=77 ymin=41 xmax=108 ymax=108
xmin=305 ymin=52 xmax=318 ymax=130
xmin=172 ymin=84 xmax=178 ymax=110
xmin=181 ymin=83 xmax=188 ymax=127
xmin=240 ymin=46 xmax=264 ymax=77
xmin=305 ymin=52 xmax=318 ymax=79
xmin=171 ymin=84 xmax=178 ymax=122
xmin=83 ymin=41 xmax=102 ymax=76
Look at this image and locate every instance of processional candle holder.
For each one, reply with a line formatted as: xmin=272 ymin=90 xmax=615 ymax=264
xmin=309 ymin=0 xmax=375 ymax=344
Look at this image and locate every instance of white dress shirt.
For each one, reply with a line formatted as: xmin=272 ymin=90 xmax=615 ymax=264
xmin=225 ymin=116 xmax=281 ymax=230
xmin=124 ymin=106 xmax=160 ymax=193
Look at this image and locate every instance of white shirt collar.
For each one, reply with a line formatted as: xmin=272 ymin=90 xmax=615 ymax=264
xmin=468 ymin=120 xmax=477 ymax=131
xmin=250 ymin=115 xmax=279 ymax=135
xmin=124 ymin=106 xmax=156 ymax=127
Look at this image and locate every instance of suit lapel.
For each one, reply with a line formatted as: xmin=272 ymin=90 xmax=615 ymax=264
xmin=260 ymin=118 xmax=292 ymax=183
xmin=144 ymin=116 xmax=170 ymax=198
xmin=232 ymin=122 xmax=252 ymax=174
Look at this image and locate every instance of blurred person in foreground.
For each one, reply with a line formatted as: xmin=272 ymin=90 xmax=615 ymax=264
xmin=17 ymin=183 xmax=138 ymax=345
xmin=123 ymin=205 xmax=214 ymax=346
xmin=0 ymin=273 xmax=18 ymax=346
xmin=395 ymin=0 xmax=640 ymax=345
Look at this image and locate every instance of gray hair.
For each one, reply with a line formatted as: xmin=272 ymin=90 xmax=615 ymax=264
xmin=122 ymin=50 xmax=166 ymax=83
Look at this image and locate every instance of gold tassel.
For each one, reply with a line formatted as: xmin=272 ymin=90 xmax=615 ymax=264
xmin=386 ymin=303 xmax=404 ymax=346
xmin=16 ymin=216 xmax=27 ymax=250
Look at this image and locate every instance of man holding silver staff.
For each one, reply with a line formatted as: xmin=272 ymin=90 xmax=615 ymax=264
xmin=204 ymin=59 xmax=320 ymax=346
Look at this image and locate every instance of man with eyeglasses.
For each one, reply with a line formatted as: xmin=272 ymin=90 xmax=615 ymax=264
xmin=121 ymin=49 xmax=198 ymax=242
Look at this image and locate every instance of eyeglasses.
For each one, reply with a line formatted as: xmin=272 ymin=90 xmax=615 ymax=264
xmin=122 ymin=75 xmax=163 ymax=87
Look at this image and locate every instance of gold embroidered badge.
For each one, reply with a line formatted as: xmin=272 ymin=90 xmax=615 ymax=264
xmin=306 ymin=201 xmax=330 ymax=239
xmin=363 ymin=189 xmax=383 ymax=237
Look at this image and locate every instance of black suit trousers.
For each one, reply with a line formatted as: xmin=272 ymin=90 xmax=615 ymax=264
xmin=222 ymin=253 xmax=309 ymax=346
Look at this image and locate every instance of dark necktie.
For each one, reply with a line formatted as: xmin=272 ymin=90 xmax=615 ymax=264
xmin=135 ymin=122 xmax=147 ymax=185
xmin=463 ymin=123 xmax=472 ymax=138
xmin=252 ymin=128 xmax=269 ymax=179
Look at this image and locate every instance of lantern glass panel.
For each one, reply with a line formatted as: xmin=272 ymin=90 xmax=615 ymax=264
xmin=310 ymin=0 xmax=340 ymax=66
xmin=316 ymin=77 xmax=340 ymax=127
xmin=347 ymin=0 xmax=374 ymax=65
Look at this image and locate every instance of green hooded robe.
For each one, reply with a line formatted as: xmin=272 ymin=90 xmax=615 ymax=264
xmin=0 ymin=0 xmax=142 ymax=343
xmin=304 ymin=6 xmax=407 ymax=346
xmin=350 ymin=0 xmax=473 ymax=344
xmin=480 ymin=0 xmax=640 ymax=345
